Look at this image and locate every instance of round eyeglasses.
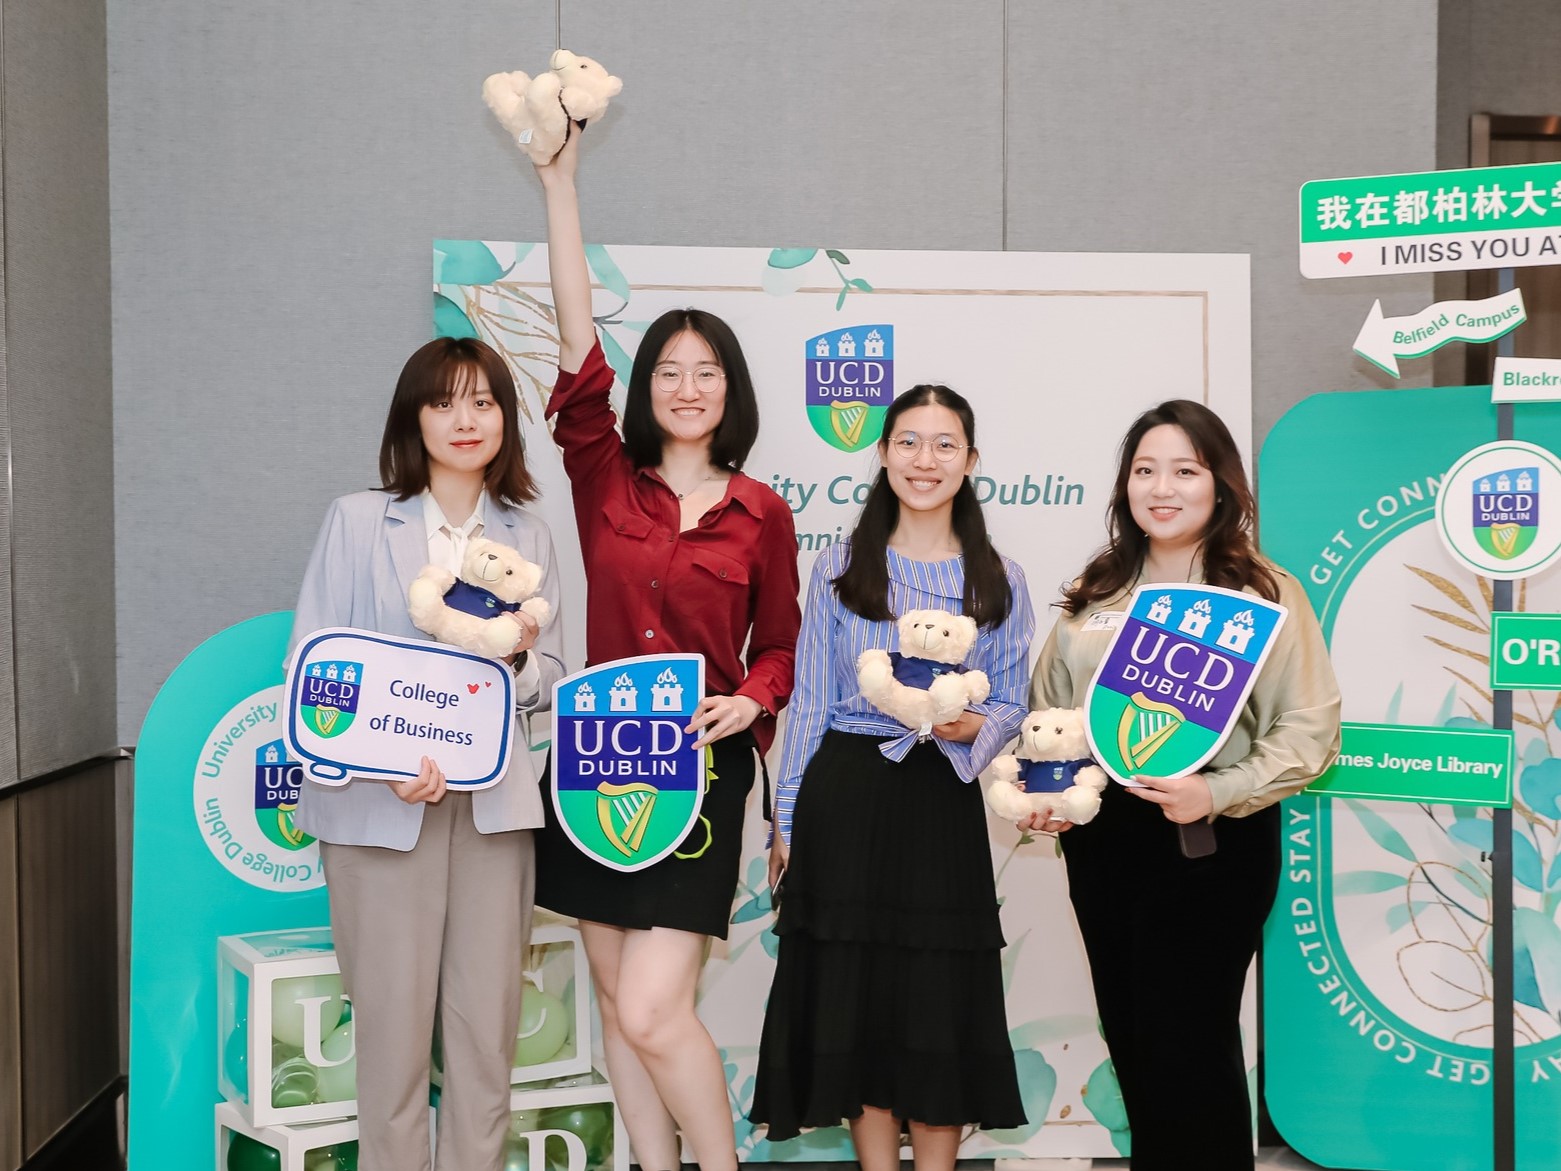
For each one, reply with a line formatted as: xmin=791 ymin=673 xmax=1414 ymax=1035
xmin=885 ymin=431 xmax=970 ymax=462
xmin=651 ymin=365 xmax=726 ymax=393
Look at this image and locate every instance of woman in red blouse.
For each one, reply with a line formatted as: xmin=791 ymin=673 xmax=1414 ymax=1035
xmin=531 ymin=129 xmax=801 ymax=1171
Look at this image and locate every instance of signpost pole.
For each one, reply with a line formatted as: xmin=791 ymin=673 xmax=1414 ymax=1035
xmin=1492 ymin=265 xmax=1516 ymax=1171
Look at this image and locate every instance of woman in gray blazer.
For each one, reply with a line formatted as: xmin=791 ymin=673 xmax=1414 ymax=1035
xmin=288 ymin=336 xmax=565 ymax=1171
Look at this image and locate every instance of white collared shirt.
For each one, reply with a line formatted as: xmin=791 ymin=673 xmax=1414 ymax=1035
xmin=420 ymin=491 xmax=541 ymax=705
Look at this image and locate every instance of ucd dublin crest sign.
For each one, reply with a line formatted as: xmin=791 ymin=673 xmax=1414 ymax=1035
xmin=804 ymin=324 xmax=893 ymax=451
xmin=1436 ymin=439 xmax=1561 ymax=580
xmin=552 ymin=654 xmax=705 ymax=872
xmin=1085 ymin=584 xmax=1288 ymax=783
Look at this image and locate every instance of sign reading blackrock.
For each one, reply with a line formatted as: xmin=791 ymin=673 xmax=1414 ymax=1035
xmin=1085 ymin=583 xmax=1287 ymax=785
xmin=551 ymin=654 xmax=705 ymax=872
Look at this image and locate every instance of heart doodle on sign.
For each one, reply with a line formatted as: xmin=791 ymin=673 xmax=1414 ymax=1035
xmin=485 ymin=681 xmax=492 ymax=687
xmin=1338 ymin=251 xmax=1353 ymax=264
xmin=467 ymin=683 xmax=480 ymax=694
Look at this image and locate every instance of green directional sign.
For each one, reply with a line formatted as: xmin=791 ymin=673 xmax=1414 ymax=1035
xmin=1490 ymin=612 xmax=1561 ymax=690
xmin=1300 ymin=159 xmax=1561 ymax=279
xmin=1306 ymin=721 xmax=1513 ymax=806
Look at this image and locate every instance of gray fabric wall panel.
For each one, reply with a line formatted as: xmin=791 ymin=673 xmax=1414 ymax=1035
xmin=556 ymin=0 xmax=1006 ymax=249
xmin=109 ymin=0 xmax=1007 ymax=738
xmin=6 ymin=0 xmax=115 ymax=775
xmin=1004 ymin=1 xmax=1441 ymax=446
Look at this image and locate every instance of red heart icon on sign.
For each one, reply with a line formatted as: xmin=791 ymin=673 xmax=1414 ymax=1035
xmin=484 ymin=681 xmax=492 ymax=687
xmin=467 ymin=683 xmax=480 ymax=694
xmin=1338 ymin=251 xmax=1353 ymax=264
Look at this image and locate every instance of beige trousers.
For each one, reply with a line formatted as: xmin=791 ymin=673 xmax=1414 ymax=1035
xmin=321 ymin=793 xmax=534 ymax=1171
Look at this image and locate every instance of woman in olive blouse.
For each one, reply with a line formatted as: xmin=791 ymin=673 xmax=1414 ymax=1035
xmin=1030 ymin=400 xmax=1340 ymax=1171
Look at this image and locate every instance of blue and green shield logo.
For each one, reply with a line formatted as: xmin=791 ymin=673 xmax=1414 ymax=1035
xmin=253 ymin=738 xmax=312 ymax=850
xmin=1085 ymin=584 xmax=1288 ymax=784
xmin=1473 ymin=465 xmax=1538 ymax=560
xmin=804 ymin=325 xmax=893 ymax=451
xmin=550 ymin=655 xmax=705 ymax=872
xmin=298 ymin=660 xmax=361 ymax=738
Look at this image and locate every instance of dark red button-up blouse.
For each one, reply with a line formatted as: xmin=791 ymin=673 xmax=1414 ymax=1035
xmin=545 ymin=340 xmax=801 ymax=752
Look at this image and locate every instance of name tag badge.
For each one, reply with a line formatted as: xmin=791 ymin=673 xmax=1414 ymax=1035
xmin=1082 ymin=610 xmax=1125 ymax=633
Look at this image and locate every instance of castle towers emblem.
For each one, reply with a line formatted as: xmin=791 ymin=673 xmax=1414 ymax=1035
xmin=609 ymin=673 xmax=638 ymax=712
xmin=1178 ymin=599 xmax=1213 ymax=638
xmin=1147 ymin=594 xmax=1173 ymax=624
xmin=342 ymin=665 xmax=358 ymax=683
xmin=863 ymin=329 xmax=884 ymax=357
xmin=1518 ymin=470 xmax=1534 ymax=491
xmin=814 ymin=337 xmax=830 ymax=357
xmin=837 ymin=332 xmax=856 ymax=357
xmin=1479 ymin=477 xmax=1492 ymax=492
xmin=574 ymin=682 xmax=597 ymax=712
xmin=325 ymin=663 xmax=340 ymax=680
xmin=1497 ymin=472 xmax=1512 ymax=492
xmin=651 ymin=668 xmax=684 ymax=712
xmin=1216 ymin=609 xmax=1257 ymax=653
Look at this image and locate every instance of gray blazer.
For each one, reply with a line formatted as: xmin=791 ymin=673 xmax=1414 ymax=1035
xmin=288 ymin=490 xmax=565 ymax=850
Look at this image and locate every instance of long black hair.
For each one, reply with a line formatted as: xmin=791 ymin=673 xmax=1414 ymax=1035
xmin=833 ymin=384 xmax=1012 ymax=626
xmin=621 ymin=308 xmax=760 ymax=470
xmin=1061 ymin=399 xmax=1277 ymax=615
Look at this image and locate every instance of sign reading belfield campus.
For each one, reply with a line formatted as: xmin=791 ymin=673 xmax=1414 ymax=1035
xmin=1301 ymin=160 xmax=1561 ymax=278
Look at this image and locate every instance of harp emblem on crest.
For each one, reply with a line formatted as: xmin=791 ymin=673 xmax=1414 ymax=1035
xmin=1116 ymin=692 xmax=1184 ymax=772
xmin=595 ymin=781 xmax=659 ymax=858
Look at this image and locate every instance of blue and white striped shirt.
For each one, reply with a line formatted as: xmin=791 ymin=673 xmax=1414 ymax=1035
xmin=772 ymin=540 xmax=1035 ymax=844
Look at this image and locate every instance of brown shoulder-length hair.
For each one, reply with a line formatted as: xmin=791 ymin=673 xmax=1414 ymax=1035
xmin=379 ymin=337 xmax=537 ymax=507
xmin=1061 ymin=399 xmax=1277 ymax=615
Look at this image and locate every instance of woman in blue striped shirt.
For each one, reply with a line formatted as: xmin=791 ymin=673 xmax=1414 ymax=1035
xmin=750 ymin=384 xmax=1035 ymax=1171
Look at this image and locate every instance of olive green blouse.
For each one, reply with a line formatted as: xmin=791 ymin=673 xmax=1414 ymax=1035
xmin=1030 ymin=566 xmax=1342 ymax=818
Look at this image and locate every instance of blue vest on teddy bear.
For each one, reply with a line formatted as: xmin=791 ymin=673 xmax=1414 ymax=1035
xmin=441 ymin=579 xmax=522 ymax=620
xmin=887 ymin=652 xmax=968 ymax=689
xmin=1018 ymin=758 xmax=1095 ymax=793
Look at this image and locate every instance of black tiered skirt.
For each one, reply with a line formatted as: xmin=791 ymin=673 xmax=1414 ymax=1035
xmin=750 ymin=730 xmax=1025 ymax=1140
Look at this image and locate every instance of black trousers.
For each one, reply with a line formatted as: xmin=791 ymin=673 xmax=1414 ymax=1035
xmin=1061 ymin=781 xmax=1280 ymax=1171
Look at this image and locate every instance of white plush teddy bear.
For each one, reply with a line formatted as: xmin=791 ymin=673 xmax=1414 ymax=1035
xmin=856 ymin=609 xmax=991 ymax=735
xmin=407 ymin=538 xmax=552 ymax=659
xmin=482 ymin=49 xmax=623 ymax=165
xmin=985 ymin=707 xmax=1109 ymax=825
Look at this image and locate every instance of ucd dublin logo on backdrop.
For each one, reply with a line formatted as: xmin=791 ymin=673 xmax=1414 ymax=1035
xmin=1085 ymin=584 xmax=1288 ymax=784
xmin=192 ymin=685 xmax=323 ymax=892
xmin=1437 ymin=439 xmax=1561 ymax=580
xmin=550 ymin=654 xmax=705 ymax=872
xmin=298 ymin=659 xmax=362 ymax=738
xmin=804 ymin=325 xmax=893 ymax=451
xmin=253 ymin=738 xmax=310 ymax=850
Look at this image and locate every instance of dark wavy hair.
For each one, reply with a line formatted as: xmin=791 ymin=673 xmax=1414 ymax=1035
xmin=621 ymin=309 xmax=759 ymax=470
xmin=833 ymin=384 xmax=1012 ymax=626
xmin=379 ymin=337 xmax=537 ymax=506
xmin=1061 ymin=399 xmax=1276 ymax=615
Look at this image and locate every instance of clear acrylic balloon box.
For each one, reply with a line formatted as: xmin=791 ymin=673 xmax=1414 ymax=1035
xmin=217 ymin=926 xmax=358 ymax=1127
xmin=427 ymin=921 xmax=592 ymax=1090
xmin=214 ymin=1097 xmax=436 ymax=1171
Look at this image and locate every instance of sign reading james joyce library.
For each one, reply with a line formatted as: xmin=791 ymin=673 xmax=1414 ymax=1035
xmin=1084 ymin=584 xmax=1287 ymax=785
xmin=1300 ymin=159 xmax=1561 ymax=278
xmin=283 ymin=627 xmax=515 ymax=790
xmin=1307 ymin=722 xmax=1514 ymax=806
xmin=551 ymin=654 xmax=705 ymax=872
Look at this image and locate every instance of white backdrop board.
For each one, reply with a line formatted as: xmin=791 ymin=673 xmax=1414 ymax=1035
xmin=435 ymin=243 xmax=1250 ymax=1159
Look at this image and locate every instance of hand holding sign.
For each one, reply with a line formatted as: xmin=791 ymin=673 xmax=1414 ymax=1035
xmin=1127 ymin=772 xmax=1215 ymax=824
xmin=284 ymin=628 xmax=515 ymax=790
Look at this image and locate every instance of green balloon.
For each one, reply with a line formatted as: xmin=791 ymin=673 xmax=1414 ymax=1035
xmin=227 ymin=1131 xmax=282 ymax=1171
xmin=500 ymin=1135 xmax=530 ymax=1171
xmin=333 ymin=1141 xmax=359 ymax=1171
xmin=271 ymin=1051 xmax=318 ymax=1108
xmin=514 ymin=989 xmax=570 ymax=1067
xmin=536 ymin=1102 xmax=614 ymax=1169
xmin=271 ymin=973 xmax=347 ymax=1048
xmin=314 ymin=1019 xmax=357 ymax=1103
